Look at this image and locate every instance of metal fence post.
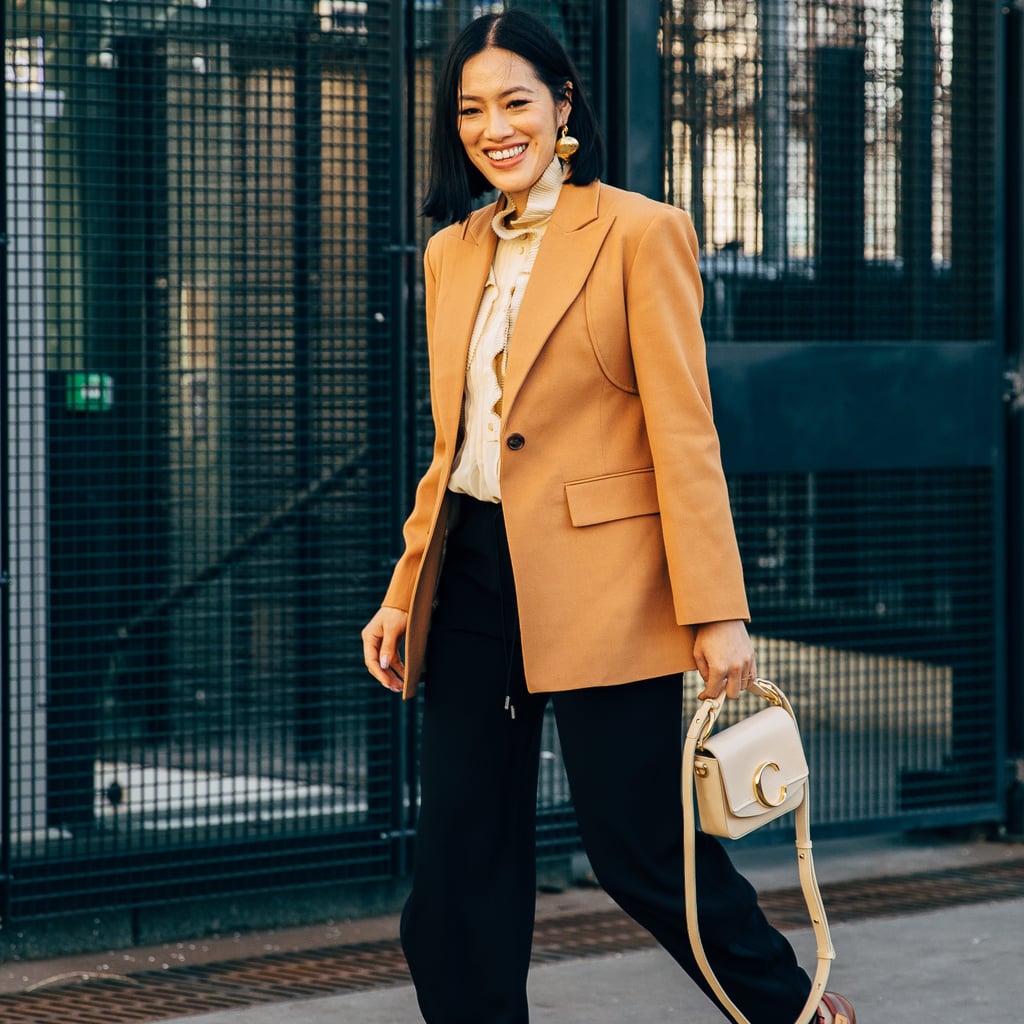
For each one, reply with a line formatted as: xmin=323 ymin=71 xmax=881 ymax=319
xmin=1002 ymin=1 xmax=1024 ymax=836
xmin=390 ymin=0 xmax=417 ymax=879
xmin=0 ymin=0 xmax=12 ymax=925
xmin=293 ymin=21 xmax=327 ymax=760
xmin=605 ymin=1 xmax=661 ymax=199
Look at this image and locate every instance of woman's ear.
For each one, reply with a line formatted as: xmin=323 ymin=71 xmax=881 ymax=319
xmin=560 ymin=82 xmax=573 ymax=122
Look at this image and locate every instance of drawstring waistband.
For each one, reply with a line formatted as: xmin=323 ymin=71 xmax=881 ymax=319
xmin=446 ymin=494 xmax=522 ymax=719
xmin=489 ymin=501 xmax=519 ymax=720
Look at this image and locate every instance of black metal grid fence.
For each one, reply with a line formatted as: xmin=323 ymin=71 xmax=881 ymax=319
xmin=660 ymin=0 xmax=1002 ymax=837
xmin=1 ymin=0 xmax=1005 ymax=925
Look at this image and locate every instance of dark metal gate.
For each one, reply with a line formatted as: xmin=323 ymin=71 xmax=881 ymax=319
xmin=0 ymin=0 xmax=1012 ymax=932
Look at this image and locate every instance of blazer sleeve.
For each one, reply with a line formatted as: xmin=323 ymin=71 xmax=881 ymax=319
xmin=381 ymin=234 xmax=448 ymax=612
xmin=626 ymin=205 xmax=751 ymax=626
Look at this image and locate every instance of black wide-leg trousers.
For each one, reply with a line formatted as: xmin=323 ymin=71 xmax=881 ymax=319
xmin=400 ymin=497 xmax=815 ymax=1024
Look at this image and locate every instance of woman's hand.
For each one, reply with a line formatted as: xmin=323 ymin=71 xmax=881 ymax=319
xmin=361 ymin=606 xmax=409 ymax=693
xmin=693 ymin=619 xmax=757 ymax=700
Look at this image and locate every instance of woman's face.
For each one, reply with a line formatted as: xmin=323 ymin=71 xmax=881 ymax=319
xmin=458 ymin=47 xmax=570 ymax=213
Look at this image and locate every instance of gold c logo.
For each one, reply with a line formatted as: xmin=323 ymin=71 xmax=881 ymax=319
xmin=753 ymin=761 xmax=788 ymax=808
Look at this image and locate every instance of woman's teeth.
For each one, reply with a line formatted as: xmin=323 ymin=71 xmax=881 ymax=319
xmin=489 ymin=144 xmax=527 ymax=161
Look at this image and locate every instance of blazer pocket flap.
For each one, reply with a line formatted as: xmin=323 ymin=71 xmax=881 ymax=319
xmin=565 ymin=468 xmax=659 ymax=527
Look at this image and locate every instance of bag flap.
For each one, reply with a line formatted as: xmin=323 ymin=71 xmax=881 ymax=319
xmin=700 ymin=705 xmax=809 ymax=818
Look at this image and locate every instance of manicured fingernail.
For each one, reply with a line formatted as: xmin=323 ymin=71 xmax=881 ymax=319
xmin=380 ymin=654 xmax=390 ymax=670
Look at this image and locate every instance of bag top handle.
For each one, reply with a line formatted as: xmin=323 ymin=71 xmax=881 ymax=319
xmin=693 ymin=677 xmax=793 ymax=750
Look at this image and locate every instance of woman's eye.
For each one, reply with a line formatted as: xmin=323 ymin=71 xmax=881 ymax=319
xmin=459 ymin=106 xmax=480 ymax=117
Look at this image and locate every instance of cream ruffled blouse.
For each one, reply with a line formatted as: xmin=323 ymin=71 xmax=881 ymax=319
xmin=448 ymin=155 xmax=565 ymax=503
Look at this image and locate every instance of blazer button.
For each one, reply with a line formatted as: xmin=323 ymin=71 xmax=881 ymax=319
xmin=506 ymin=433 xmax=525 ymax=451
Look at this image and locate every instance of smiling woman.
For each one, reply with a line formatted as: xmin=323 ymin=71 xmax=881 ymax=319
xmin=359 ymin=8 xmax=854 ymax=1024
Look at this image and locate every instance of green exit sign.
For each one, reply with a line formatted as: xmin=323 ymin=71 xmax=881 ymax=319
xmin=66 ymin=372 xmax=114 ymax=412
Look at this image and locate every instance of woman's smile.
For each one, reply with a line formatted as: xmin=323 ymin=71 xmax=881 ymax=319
xmin=485 ymin=143 xmax=528 ymax=164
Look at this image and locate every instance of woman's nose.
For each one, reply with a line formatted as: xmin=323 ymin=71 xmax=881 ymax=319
xmin=483 ymin=109 xmax=513 ymax=140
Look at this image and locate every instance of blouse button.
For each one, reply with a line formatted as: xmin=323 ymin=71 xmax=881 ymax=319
xmin=506 ymin=433 xmax=525 ymax=451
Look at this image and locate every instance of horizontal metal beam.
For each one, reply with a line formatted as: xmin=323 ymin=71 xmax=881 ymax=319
xmin=709 ymin=341 xmax=1001 ymax=474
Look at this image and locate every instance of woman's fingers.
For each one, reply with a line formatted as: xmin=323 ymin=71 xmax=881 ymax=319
xmin=361 ymin=607 xmax=409 ymax=693
xmin=693 ymin=619 xmax=756 ymax=700
xmin=697 ymin=662 xmax=756 ymax=700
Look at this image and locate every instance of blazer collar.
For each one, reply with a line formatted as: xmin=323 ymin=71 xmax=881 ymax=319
xmin=461 ymin=177 xmax=602 ymax=245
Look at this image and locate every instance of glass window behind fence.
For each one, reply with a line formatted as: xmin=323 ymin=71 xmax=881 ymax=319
xmin=662 ymin=0 xmax=993 ymax=343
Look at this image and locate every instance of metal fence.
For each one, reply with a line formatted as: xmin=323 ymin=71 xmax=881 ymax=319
xmin=659 ymin=0 xmax=1003 ymax=835
xmin=1 ymin=0 xmax=1008 ymax=928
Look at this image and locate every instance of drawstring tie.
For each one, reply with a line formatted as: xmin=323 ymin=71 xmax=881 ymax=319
xmin=492 ymin=506 xmax=519 ymax=719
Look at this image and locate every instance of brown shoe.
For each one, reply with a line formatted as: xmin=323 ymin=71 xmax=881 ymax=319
xmin=818 ymin=992 xmax=856 ymax=1024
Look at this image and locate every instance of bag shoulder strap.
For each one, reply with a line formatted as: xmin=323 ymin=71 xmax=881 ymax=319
xmin=681 ymin=681 xmax=835 ymax=1024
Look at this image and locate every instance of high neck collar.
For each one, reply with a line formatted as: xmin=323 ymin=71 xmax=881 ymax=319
xmin=492 ymin=155 xmax=565 ymax=240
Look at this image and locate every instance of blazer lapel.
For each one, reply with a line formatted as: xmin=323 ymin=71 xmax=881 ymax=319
xmin=502 ymin=182 xmax=613 ymax=418
xmin=430 ymin=211 xmax=498 ymax=447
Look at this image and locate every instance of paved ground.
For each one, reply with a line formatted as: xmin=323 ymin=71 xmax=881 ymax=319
xmin=154 ymin=899 xmax=1023 ymax=1023
xmin=16 ymin=829 xmax=1014 ymax=1024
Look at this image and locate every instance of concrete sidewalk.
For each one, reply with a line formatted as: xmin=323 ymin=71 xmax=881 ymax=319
xmin=148 ymin=832 xmax=1023 ymax=1024
xmin=154 ymin=900 xmax=1022 ymax=1023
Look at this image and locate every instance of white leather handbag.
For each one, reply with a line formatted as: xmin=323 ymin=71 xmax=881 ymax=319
xmin=681 ymin=678 xmax=836 ymax=1024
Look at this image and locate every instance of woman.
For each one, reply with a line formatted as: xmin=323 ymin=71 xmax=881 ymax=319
xmin=361 ymin=10 xmax=855 ymax=1024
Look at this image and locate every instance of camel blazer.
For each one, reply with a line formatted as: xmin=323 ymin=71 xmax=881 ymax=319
xmin=383 ymin=179 xmax=749 ymax=698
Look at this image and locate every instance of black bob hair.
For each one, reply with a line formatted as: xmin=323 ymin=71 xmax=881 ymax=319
xmin=422 ymin=8 xmax=605 ymax=224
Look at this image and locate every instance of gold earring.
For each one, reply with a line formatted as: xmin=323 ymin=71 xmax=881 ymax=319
xmin=555 ymin=123 xmax=579 ymax=161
